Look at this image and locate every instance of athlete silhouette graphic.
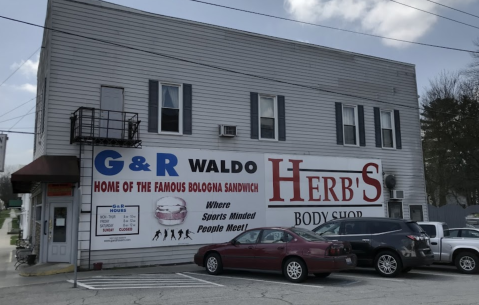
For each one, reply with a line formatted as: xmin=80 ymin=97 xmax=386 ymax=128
xmin=171 ymin=229 xmax=177 ymax=240
xmin=163 ymin=229 xmax=168 ymax=241
xmin=152 ymin=229 xmax=162 ymax=241
xmin=184 ymin=229 xmax=193 ymax=240
xmin=178 ymin=229 xmax=184 ymax=239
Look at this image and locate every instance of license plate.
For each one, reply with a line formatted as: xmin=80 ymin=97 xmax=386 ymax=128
xmin=346 ymin=258 xmax=352 ymax=265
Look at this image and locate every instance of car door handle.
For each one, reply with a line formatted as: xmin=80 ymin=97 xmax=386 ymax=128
xmin=362 ymin=239 xmax=370 ymax=242
xmin=277 ymin=247 xmax=285 ymax=250
xmin=248 ymin=246 xmax=254 ymax=249
xmin=431 ymin=242 xmax=438 ymax=245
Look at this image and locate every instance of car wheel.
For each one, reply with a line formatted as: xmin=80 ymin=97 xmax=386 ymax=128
xmin=455 ymin=252 xmax=479 ymax=274
xmin=283 ymin=258 xmax=308 ymax=283
xmin=205 ymin=253 xmax=223 ymax=275
xmin=314 ymin=272 xmax=331 ymax=278
xmin=374 ymin=251 xmax=403 ymax=277
xmin=402 ymin=267 xmax=412 ymax=273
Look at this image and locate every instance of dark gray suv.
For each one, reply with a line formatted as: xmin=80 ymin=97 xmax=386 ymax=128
xmin=313 ymin=217 xmax=434 ymax=277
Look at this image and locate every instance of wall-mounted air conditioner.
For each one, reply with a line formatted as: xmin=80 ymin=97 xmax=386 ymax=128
xmin=390 ymin=190 xmax=405 ymax=200
xmin=218 ymin=125 xmax=237 ymax=137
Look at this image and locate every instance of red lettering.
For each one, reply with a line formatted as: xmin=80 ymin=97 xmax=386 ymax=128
xmin=340 ymin=177 xmax=353 ymax=201
xmin=307 ymin=176 xmax=321 ymax=201
xmin=323 ymin=177 xmax=339 ymax=201
xmin=268 ymin=159 xmax=304 ymax=202
xmin=362 ymin=163 xmax=381 ymax=202
xmin=94 ymin=181 xmax=101 ymax=192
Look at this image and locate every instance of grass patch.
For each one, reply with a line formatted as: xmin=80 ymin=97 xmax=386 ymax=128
xmin=0 ymin=209 xmax=11 ymax=229
xmin=10 ymin=235 xmax=18 ymax=246
xmin=11 ymin=217 xmax=19 ymax=230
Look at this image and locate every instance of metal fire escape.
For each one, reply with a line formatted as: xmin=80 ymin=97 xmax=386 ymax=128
xmin=70 ymin=107 xmax=142 ymax=269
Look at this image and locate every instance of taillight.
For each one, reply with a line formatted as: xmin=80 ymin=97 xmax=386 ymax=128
xmin=327 ymin=244 xmax=346 ymax=256
xmin=407 ymin=235 xmax=426 ymax=241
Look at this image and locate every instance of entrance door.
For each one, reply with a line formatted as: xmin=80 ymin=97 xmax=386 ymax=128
xmin=100 ymin=86 xmax=124 ymax=139
xmin=47 ymin=202 xmax=72 ymax=263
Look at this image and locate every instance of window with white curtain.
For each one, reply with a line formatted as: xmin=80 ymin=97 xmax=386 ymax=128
xmin=381 ymin=110 xmax=395 ymax=148
xmin=343 ymin=105 xmax=358 ymax=146
xmin=159 ymin=84 xmax=182 ymax=133
xmin=259 ymin=95 xmax=277 ymax=140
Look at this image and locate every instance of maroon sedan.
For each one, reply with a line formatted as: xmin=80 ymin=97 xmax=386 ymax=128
xmin=194 ymin=227 xmax=357 ymax=282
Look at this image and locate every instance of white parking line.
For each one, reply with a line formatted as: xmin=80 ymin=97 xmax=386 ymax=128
xmin=409 ymin=271 xmax=472 ymax=278
xmin=332 ymin=274 xmax=404 ymax=282
xmin=177 ymin=273 xmax=225 ymax=287
xmin=183 ymin=272 xmax=324 ymax=288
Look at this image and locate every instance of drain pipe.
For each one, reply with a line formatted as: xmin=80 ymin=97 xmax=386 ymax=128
xmin=72 ymin=184 xmax=81 ymax=288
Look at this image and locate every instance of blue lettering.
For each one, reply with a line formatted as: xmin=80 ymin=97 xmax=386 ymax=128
xmin=95 ymin=150 xmax=124 ymax=176
xmin=157 ymin=153 xmax=179 ymax=176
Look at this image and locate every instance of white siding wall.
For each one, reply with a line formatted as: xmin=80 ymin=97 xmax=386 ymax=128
xmin=45 ymin=0 xmax=428 ymax=268
xmin=33 ymin=0 xmax=53 ymax=160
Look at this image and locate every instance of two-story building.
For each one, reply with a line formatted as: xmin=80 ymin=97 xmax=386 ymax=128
xmin=11 ymin=0 xmax=427 ymax=269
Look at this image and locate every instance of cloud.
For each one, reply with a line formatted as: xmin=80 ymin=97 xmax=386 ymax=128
xmin=13 ymin=83 xmax=37 ymax=94
xmin=10 ymin=55 xmax=39 ymax=79
xmin=284 ymin=0 xmax=473 ymax=47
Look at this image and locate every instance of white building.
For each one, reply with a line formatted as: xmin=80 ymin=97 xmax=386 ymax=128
xmin=11 ymin=0 xmax=427 ymax=269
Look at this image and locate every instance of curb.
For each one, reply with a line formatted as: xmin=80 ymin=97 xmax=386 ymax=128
xmin=20 ymin=264 xmax=74 ymax=277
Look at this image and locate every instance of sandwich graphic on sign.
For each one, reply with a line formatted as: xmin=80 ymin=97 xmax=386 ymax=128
xmin=154 ymin=197 xmax=187 ymax=225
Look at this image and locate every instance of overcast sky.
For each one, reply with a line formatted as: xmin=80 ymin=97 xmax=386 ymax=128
xmin=0 ymin=0 xmax=478 ymax=169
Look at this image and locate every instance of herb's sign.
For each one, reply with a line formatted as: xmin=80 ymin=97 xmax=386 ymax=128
xmin=91 ymin=147 xmax=384 ymax=250
xmin=0 ymin=134 xmax=6 ymax=173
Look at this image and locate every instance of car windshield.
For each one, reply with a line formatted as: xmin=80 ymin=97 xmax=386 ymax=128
xmin=290 ymin=228 xmax=325 ymax=241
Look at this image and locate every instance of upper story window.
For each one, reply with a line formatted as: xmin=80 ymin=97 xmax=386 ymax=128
xmin=381 ymin=110 xmax=395 ymax=148
xmin=160 ymin=84 xmax=182 ymax=134
xmin=259 ymin=95 xmax=277 ymax=140
xmin=343 ymin=105 xmax=358 ymax=146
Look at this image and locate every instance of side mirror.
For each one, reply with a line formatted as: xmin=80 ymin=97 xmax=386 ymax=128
xmin=231 ymin=239 xmax=237 ymax=245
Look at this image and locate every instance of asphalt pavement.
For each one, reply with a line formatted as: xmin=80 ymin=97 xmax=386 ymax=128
xmin=1 ymin=210 xmax=478 ymax=305
xmin=0 ymin=264 xmax=477 ymax=305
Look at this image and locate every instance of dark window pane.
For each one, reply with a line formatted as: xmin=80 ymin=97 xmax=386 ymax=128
xmin=371 ymin=221 xmax=401 ymax=234
xmin=448 ymin=229 xmax=459 ymax=237
xmin=388 ymin=202 xmax=403 ymax=218
xmin=235 ymin=230 xmax=261 ymax=244
xmin=53 ymin=207 xmax=67 ymax=243
xmin=161 ymin=108 xmax=179 ymax=132
xmin=406 ymin=222 xmax=423 ymax=233
xmin=420 ymin=224 xmax=436 ymax=238
xmin=382 ymin=129 xmax=393 ymax=147
xmin=344 ymin=125 xmax=356 ymax=145
xmin=261 ymin=117 xmax=275 ymax=139
xmin=260 ymin=230 xmax=285 ymax=243
xmin=342 ymin=221 xmax=369 ymax=235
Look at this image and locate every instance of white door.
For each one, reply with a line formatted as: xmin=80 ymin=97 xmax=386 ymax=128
xmin=47 ymin=202 xmax=72 ymax=263
xmin=100 ymin=87 xmax=124 ymax=139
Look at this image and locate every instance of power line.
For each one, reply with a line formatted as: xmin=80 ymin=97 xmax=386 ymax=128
xmin=0 ymin=94 xmax=40 ymax=119
xmin=0 ymin=47 xmax=41 ymax=88
xmin=424 ymin=0 xmax=479 ymax=19
xmin=0 ymin=15 xmax=476 ymax=120
xmin=187 ymin=0 xmax=478 ymax=54
xmin=0 ymin=130 xmax=35 ymax=135
xmin=389 ymin=0 xmax=479 ymax=30
xmin=0 ymin=109 xmax=36 ymax=124
xmin=8 ymin=105 xmax=35 ymax=131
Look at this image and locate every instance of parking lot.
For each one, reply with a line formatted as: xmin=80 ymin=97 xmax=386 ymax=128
xmin=2 ymin=265 xmax=478 ymax=305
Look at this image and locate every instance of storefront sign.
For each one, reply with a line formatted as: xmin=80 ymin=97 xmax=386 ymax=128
xmin=47 ymin=183 xmax=73 ymax=197
xmin=0 ymin=134 xmax=7 ymax=172
xmin=91 ymin=147 xmax=384 ymax=250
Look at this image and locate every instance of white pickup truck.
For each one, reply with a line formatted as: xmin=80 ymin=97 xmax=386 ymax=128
xmin=418 ymin=222 xmax=479 ymax=274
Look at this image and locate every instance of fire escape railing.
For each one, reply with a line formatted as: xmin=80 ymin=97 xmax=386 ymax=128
xmin=70 ymin=107 xmax=142 ymax=148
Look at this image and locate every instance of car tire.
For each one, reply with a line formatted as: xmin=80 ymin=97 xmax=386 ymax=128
xmin=314 ymin=272 xmax=331 ymax=278
xmin=374 ymin=251 xmax=403 ymax=278
xmin=402 ymin=267 xmax=412 ymax=273
xmin=283 ymin=258 xmax=308 ymax=283
xmin=205 ymin=253 xmax=223 ymax=275
xmin=454 ymin=252 xmax=479 ymax=274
